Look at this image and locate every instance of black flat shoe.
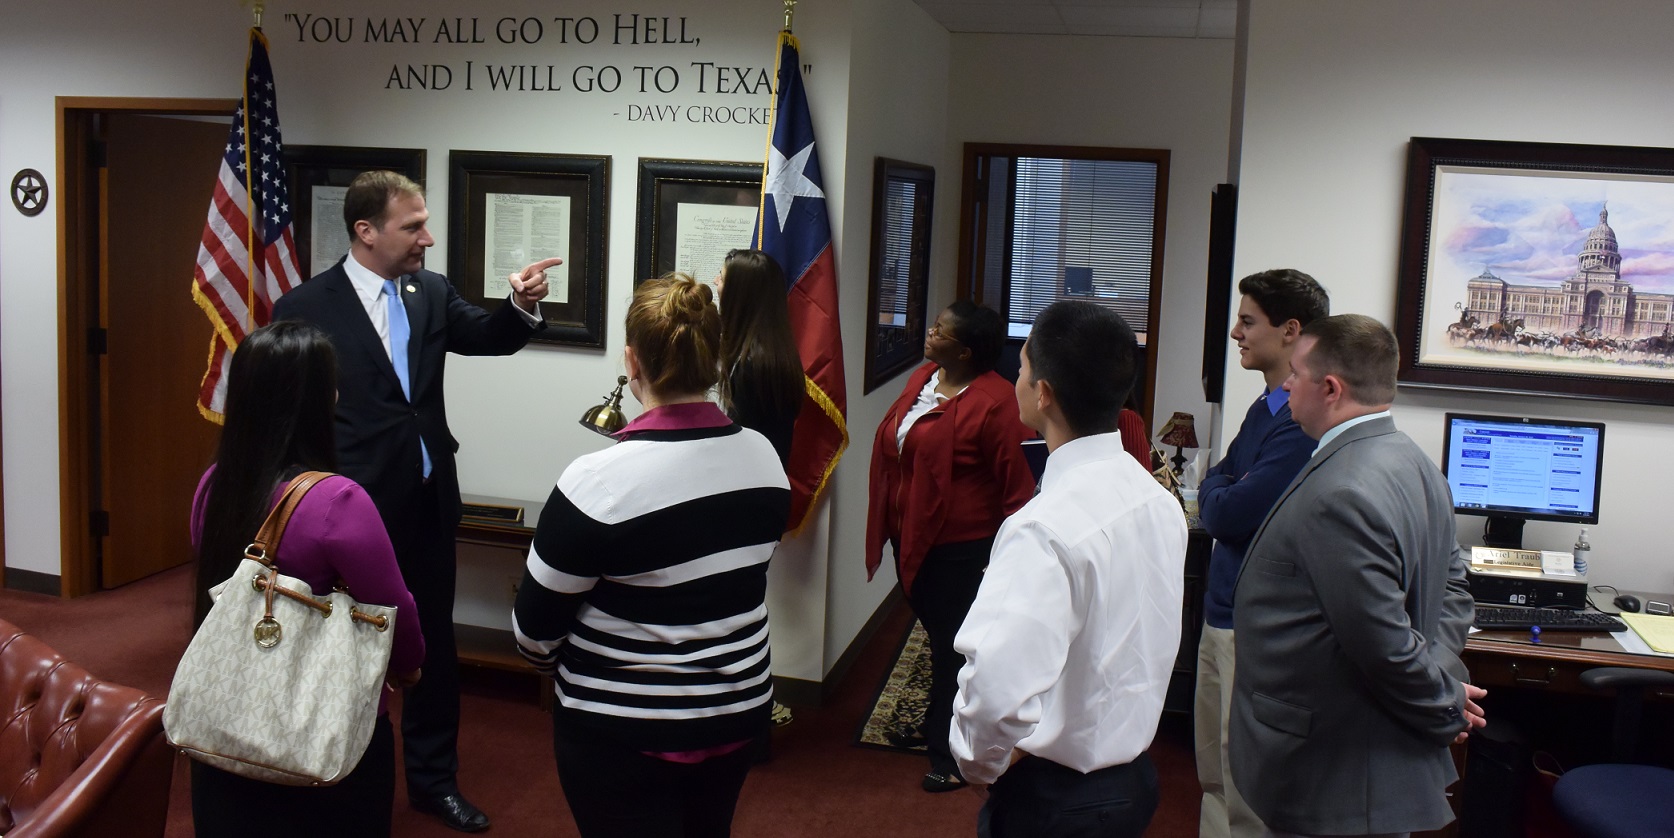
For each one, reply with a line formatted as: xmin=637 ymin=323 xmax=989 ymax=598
xmin=922 ymin=771 xmax=967 ymax=793
xmin=411 ymin=791 xmax=492 ymax=833
xmin=885 ymin=727 xmax=929 ymax=749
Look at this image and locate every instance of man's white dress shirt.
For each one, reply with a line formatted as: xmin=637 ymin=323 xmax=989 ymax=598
xmin=950 ymin=431 xmax=1187 ymax=785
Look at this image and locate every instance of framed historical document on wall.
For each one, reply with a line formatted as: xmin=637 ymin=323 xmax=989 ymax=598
xmin=447 ymin=150 xmax=610 ymax=348
xmin=865 ymin=158 xmax=935 ymax=394
xmin=283 ymin=145 xmax=426 ymax=278
xmin=633 ymin=159 xmax=762 ymax=289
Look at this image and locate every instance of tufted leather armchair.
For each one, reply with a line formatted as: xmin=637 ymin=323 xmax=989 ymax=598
xmin=0 ymin=618 xmax=172 ymax=838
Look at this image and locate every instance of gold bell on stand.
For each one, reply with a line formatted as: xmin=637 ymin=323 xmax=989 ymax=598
xmin=579 ymin=375 xmax=629 ymax=437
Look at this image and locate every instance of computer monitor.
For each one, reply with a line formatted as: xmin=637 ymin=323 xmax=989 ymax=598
xmin=1441 ymin=412 xmax=1605 ymax=550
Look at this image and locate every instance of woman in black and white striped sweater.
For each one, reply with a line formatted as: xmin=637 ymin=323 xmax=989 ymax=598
xmin=513 ymin=273 xmax=791 ymax=838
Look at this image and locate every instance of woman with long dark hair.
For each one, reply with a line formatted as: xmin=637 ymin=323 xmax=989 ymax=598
xmin=188 ymin=320 xmax=425 ymax=836
xmin=715 ymin=248 xmax=803 ymax=469
xmin=715 ymin=248 xmax=803 ymax=730
xmin=514 ymin=275 xmax=790 ymax=837
xmin=865 ymin=300 xmax=1036 ymax=793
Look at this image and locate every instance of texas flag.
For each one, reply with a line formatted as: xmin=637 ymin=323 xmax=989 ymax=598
xmin=755 ymin=31 xmax=847 ymax=532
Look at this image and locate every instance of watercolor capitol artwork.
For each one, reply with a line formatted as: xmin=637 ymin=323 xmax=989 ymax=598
xmin=1418 ymin=168 xmax=1674 ymax=380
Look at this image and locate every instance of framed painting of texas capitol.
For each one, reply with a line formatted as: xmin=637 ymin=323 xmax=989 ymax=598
xmin=1396 ymin=137 xmax=1674 ymax=405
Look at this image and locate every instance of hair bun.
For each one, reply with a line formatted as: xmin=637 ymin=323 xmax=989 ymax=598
xmin=659 ymin=273 xmax=714 ymax=324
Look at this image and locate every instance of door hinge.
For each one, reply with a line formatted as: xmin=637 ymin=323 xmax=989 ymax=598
xmin=88 ymin=328 xmax=107 ymax=355
xmin=91 ymin=509 xmax=110 ymax=537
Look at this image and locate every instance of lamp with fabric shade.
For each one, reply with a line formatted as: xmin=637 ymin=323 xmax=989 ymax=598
xmin=1157 ymin=412 xmax=1199 ymax=477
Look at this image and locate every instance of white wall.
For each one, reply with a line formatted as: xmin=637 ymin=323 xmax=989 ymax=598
xmin=820 ymin=0 xmax=954 ymax=670
xmin=946 ymin=33 xmax=1236 ymax=450
xmin=0 ymin=0 xmax=859 ymax=682
xmin=1233 ymin=0 xmax=1674 ymax=592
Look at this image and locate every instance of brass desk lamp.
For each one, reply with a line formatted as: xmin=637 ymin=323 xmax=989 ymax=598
xmin=579 ymin=375 xmax=629 ymax=437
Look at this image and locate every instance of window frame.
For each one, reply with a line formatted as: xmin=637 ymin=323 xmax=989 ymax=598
xmin=956 ymin=142 xmax=1169 ymax=424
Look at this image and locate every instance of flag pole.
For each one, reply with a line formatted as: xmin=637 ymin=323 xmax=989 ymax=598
xmin=248 ymin=0 xmax=264 ymax=30
xmin=783 ymin=0 xmax=796 ymax=32
xmin=240 ymin=30 xmax=258 ymax=332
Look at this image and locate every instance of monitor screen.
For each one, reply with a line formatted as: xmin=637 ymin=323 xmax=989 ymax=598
xmin=1441 ymin=413 xmax=1605 ymax=536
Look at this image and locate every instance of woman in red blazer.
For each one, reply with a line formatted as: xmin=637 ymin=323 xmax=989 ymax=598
xmin=865 ymin=300 xmax=1036 ymax=793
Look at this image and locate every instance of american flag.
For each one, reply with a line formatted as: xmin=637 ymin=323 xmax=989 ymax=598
xmin=191 ymin=28 xmax=301 ymax=421
xmin=754 ymin=31 xmax=848 ymax=531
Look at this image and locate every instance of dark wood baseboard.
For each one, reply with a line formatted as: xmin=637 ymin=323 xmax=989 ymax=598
xmin=818 ymin=586 xmax=906 ymax=704
xmin=4 ymin=568 xmax=61 ymax=596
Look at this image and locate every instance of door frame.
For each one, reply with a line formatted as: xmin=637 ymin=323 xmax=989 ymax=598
xmin=56 ymin=96 xmax=236 ymax=597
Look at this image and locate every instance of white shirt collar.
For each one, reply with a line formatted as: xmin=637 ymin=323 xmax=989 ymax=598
xmin=1314 ymin=409 xmax=1390 ymax=453
xmin=342 ymin=251 xmax=396 ymax=309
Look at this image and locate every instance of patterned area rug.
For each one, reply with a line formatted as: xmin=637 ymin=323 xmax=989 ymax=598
xmin=854 ymin=620 xmax=931 ymax=753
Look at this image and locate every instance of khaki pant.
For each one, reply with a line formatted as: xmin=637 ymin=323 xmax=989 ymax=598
xmin=1195 ymin=625 xmax=1264 ymax=838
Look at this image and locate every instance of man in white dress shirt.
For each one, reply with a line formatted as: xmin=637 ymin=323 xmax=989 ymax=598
xmin=950 ymin=300 xmax=1188 ymax=838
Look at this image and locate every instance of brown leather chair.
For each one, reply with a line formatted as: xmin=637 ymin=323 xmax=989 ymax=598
xmin=0 ymin=618 xmax=172 ymax=838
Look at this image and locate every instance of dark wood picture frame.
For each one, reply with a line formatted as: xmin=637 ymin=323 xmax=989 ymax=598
xmin=1397 ymin=136 xmax=1674 ymax=405
xmin=864 ymin=158 xmax=935 ymax=394
xmin=448 ymin=150 xmax=609 ymax=348
xmin=633 ymin=159 xmax=763 ymax=287
xmin=283 ymin=144 xmax=425 ymax=277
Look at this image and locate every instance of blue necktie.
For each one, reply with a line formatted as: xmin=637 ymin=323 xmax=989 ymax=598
xmin=384 ymin=279 xmax=432 ymax=478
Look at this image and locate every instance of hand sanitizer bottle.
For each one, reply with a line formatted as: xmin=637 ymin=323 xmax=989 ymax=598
xmin=1572 ymin=528 xmax=1590 ymax=576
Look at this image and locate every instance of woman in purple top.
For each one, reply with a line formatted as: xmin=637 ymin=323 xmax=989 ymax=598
xmin=187 ymin=321 xmax=425 ymax=837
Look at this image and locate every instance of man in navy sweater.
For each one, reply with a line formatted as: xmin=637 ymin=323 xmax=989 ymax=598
xmin=1194 ymin=268 xmax=1328 ymax=838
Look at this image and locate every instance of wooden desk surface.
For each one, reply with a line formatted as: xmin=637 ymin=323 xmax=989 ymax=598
xmin=1465 ymin=589 xmax=1674 ymax=690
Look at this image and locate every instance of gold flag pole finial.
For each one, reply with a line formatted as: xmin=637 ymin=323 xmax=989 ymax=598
xmin=783 ymin=0 xmax=796 ymax=32
xmin=247 ymin=0 xmax=264 ymax=29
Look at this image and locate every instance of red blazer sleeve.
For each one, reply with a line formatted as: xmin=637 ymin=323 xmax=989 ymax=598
xmin=977 ymin=374 xmax=1037 ymax=516
xmin=1118 ymin=408 xmax=1151 ymax=470
xmin=865 ymin=364 xmax=934 ymax=581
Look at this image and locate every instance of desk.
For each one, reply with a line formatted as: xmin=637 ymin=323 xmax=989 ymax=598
xmin=455 ymin=493 xmax=542 ymax=682
xmin=1464 ymin=589 xmax=1674 ymax=694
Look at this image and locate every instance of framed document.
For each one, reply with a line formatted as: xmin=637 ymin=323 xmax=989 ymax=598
xmin=283 ymin=145 xmax=426 ymax=278
xmin=633 ymin=159 xmax=763 ymax=289
xmin=865 ymin=158 xmax=935 ymax=394
xmin=448 ymin=150 xmax=610 ymax=348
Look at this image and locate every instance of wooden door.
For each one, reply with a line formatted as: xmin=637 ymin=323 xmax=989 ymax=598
xmin=99 ymin=113 xmax=226 ymax=588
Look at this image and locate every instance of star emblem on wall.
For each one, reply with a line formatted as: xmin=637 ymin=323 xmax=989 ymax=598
xmin=11 ymin=169 xmax=48 ymax=217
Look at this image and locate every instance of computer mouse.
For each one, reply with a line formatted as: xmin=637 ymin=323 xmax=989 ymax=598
xmin=1614 ymin=594 xmax=1642 ymax=613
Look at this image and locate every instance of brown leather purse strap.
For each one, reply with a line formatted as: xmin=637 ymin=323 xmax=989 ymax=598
xmin=244 ymin=470 xmax=334 ymax=568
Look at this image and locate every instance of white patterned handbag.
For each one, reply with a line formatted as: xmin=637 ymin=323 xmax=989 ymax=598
xmin=164 ymin=471 xmax=397 ymax=786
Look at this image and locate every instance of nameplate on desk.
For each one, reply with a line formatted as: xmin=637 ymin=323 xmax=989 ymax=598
xmin=1470 ymin=546 xmax=1543 ymax=575
xmin=461 ymin=502 xmax=524 ymax=525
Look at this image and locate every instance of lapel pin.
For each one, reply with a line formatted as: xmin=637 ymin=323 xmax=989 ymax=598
xmin=405 ymin=284 xmax=416 ymax=293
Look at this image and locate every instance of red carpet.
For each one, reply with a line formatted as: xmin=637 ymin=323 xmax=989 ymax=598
xmin=1 ymin=565 xmax=1201 ymax=836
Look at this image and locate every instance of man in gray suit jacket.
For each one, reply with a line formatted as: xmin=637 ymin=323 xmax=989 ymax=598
xmin=1229 ymin=314 xmax=1487 ymax=837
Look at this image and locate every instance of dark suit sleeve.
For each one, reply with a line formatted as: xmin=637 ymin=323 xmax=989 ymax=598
xmin=1308 ymin=487 xmax=1466 ymax=746
xmin=1197 ymin=419 xmax=1313 ymax=544
xmin=440 ymin=280 xmax=541 ymax=356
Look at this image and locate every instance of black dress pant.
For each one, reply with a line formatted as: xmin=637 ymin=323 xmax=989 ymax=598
xmin=553 ymin=722 xmax=756 ymax=838
xmin=979 ymin=753 xmax=1158 ymax=838
xmin=191 ymin=713 xmax=396 ymax=837
xmin=385 ymin=481 xmax=462 ymax=797
xmin=905 ymin=537 xmax=993 ymax=778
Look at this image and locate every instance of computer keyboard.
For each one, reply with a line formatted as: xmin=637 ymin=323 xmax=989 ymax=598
xmin=1473 ymin=605 xmax=1626 ymax=633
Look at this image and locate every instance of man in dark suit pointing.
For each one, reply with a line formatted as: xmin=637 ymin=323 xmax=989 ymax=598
xmin=274 ymin=170 xmax=555 ymax=832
